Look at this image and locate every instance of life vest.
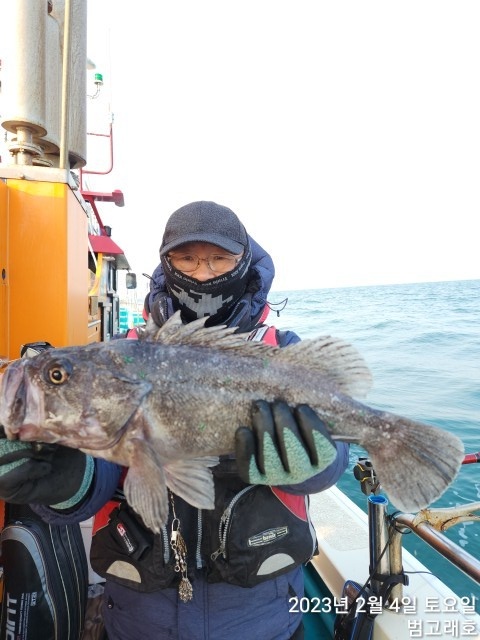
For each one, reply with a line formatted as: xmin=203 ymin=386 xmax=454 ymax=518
xmin=247 ymin=324 xmax=278 ymax=345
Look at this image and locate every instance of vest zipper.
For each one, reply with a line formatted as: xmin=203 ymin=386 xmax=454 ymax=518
xmin=210 ymin=486 xmax=255 ymax=561
xmin=162 ymin=524 xmax=170 ymax=564
xmin=196 ymin=509 xmax=203 ymax=569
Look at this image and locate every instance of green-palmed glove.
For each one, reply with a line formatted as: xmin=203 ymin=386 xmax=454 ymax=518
xmin=235 ymin=400 xmax=338 ymax=486
xmin=0 ymin=439 xmax=94 ymax=509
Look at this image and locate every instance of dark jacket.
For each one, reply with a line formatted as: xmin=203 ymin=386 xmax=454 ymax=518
xmin=33 ymin=239 xmax=349 ymax=640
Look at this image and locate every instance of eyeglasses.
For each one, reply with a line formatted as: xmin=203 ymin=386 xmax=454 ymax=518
xmin=167 ymin=253 xmax=242 ymax=274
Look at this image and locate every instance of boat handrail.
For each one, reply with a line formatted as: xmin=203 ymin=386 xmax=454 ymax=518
xmin=388 ymin=508 xmax=480 ymax=602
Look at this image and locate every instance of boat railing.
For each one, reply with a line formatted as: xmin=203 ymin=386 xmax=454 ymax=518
xmin=388 ymin=504 xmax=480 ymax=602
xmin=355 ymin=457 xmax=480 ymax=605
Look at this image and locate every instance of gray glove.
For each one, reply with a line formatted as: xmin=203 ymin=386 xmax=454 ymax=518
xmin=235 ymin=400 xmax=337 ymax=485
xmin=0 ymin=439 xmax=94 ymax=509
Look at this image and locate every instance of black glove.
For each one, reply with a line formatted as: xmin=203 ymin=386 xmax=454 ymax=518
xmin=235 ymin=400 xmax=337 ymax=485
xmin=0 ymin=439 xmax=94 ymax=507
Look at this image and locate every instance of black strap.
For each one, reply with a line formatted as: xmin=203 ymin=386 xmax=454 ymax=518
xmin=369 ymin=571 xmax=409 ymax=602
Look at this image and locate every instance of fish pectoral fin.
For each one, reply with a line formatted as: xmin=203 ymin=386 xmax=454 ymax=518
xmin=123 ymin=446 xmax=169 ymax=534
xmin=164 ymin=456 xmax=219 ymax=511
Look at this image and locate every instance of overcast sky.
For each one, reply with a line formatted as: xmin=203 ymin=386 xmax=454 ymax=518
xmin=85 ymin=1 xmax=479 ymax=292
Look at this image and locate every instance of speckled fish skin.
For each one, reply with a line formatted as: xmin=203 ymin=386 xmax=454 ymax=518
xmin=0 ymin=312 xmax=464 ymax=532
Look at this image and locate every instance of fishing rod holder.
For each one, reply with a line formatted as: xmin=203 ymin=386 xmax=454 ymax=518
xmin=368 ymin=495 xmax=391 ymax=596
xmin=333 ymin=492 xmax=409 ymax=639
xmin=353 ymin=457 xmax=380 ymax=496
xmin=354 ymin=460 xmax=409 ymax=604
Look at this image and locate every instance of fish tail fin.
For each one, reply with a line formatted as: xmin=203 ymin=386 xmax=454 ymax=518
xmin=364 ymin=417 xmax=464 ymax=512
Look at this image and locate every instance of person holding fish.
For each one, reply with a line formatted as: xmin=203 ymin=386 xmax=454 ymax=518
xmin=0 ymin=201 xmax=350 ymax=639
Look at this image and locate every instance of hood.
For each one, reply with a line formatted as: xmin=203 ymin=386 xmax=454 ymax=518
xmin=147 ymin=236 xmax=275 ymax=333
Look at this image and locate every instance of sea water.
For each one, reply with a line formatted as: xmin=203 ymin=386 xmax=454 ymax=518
xmin=270 ymin=279 xmax=480 ymax=611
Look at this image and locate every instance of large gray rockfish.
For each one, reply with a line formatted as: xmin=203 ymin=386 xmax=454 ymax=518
xmin=0 ymin=312 xmax=464 ymax=532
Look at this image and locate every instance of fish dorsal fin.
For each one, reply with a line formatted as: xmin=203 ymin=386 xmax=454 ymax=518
xmin=273 ymin=337 xmax=373 ymax=398
xmin=143 ymin=311 xmax=372 ymax=398
xmin=142 ymin=311 xmax=247 ymax=347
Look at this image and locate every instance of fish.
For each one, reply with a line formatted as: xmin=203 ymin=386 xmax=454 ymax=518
xmin=0 ymin=311 xmax=464 ymax=533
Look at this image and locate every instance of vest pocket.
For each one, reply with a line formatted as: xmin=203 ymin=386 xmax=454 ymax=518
xmin=90 ymin=502 xmax=179 ymax=593
xmin=206 ymin=485 xmax=318 ymax=587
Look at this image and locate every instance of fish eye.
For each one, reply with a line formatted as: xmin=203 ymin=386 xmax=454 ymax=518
xmin=45 ymin=360 xmax=72 ymax=385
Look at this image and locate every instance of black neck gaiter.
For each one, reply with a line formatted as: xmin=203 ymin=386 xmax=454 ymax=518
xmin=161 ymin=244 xmax=252 ymax=325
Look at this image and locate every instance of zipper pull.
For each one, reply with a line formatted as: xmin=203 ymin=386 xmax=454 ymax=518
xmin=210 ymin=545 xmax=225 ymax=561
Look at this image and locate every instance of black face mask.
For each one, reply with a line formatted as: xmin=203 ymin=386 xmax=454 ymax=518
xmin=161 ymin=244 xmax=252 ymax=325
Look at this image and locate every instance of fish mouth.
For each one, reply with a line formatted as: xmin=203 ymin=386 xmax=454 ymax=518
xmin=9 ymin=423 xmax=56 ymax=443
xmin=0 ymin=361 xmax=28 ymax=436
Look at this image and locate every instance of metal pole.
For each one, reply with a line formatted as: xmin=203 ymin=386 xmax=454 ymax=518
xmin=368 ymin=494 xmax=390 ymax=596
xmin=59 ymin=0 xmax=72 ymax=170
